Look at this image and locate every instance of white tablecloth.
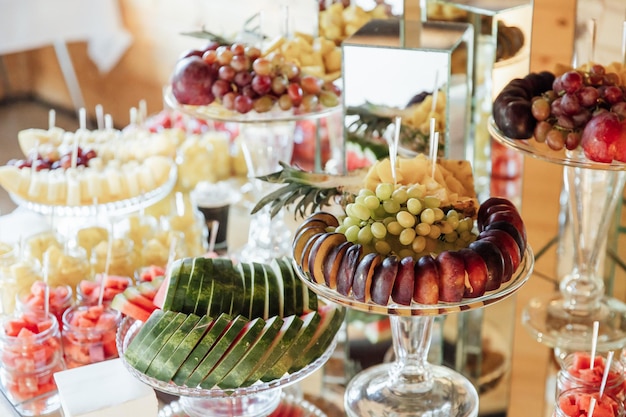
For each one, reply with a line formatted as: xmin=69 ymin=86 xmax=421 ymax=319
xmin=0 ymin=0 xmax=132 ymax=73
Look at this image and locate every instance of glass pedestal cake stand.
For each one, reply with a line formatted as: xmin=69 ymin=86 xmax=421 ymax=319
xmin=488 ymin=118 xmax=626 ymax=352
xmin=164 ymin=87 xmax=341 ymax=263
xmin=293 ymin=248 xmax=534 ymax=417
xmin=116 ymin=317 xmax=336 ymax=417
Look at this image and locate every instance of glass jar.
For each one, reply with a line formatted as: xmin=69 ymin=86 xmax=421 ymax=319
xmin=3 ymin=260 xmax=43 ymax=316
xmin=76 ymin=274 xmax=132 ymax=306
xmin=0 ymin=312 xmax=64 ymax=416
xmin=556 ymin=352 xmax=625 ymax=401
xmin=90 ymin=238 xmax=138 ymax=281
xmin=16 ymin=281 xmax=73 ymax=327
xmin=43 ymin=245 xmax=91 ymax=290
xmin=554 ymin=387 xmax=624 ymax=417
xmin=0 ymin=242 xmax=19 ymax=315
xmin=61 ymin=304 xmax=121 ymax=369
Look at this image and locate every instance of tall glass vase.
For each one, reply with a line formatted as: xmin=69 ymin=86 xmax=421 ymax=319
xmin=237 ymin=121 xmax=296 ymax=264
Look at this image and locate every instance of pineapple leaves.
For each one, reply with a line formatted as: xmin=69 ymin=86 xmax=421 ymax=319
xmin=251 ymin=162 xmax=351 ymax=219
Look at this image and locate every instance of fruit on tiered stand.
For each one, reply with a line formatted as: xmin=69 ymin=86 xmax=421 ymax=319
xmin=252 ymin=154 xmax=527 ymax=306
xmin=118 ymin=257 xmax=344 ymax=389
xmin=493 ymin=62 xmax=626 ymax=163
xmin=0 ymin=126 xmax=175 ymax=206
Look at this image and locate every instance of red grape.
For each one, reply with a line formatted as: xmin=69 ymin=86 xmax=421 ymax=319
xmin=534 ymin=121 xmax=552 ymax=143
xmin=280 ymin=63 xmax=300 ymax=80
xmin=245 ymin=46 xmax=262 ymax=60
xmin=252 ymin=58 xmax=272 ymax=76
xmin=287 ymin=83 xmax=303 ymax=106
xmin=222 ymin=92 xmax=237 ymax=110
xmin=251 ymin=74 xmax=272 ymax=95
xmin=218 ymin=65 xmax=236 ymax=82
xmin=202 ymin=50 xmax=218 ymax=65
xmin=300 ymin=75 xmax=322 ymax=95
xmin=212 ymin=79 xmax=232 ymax=99
xmin=216 ymin=46 xmax=233 ymax=65
xmin=565 ymin=131 xmax=581 ymax=150
xmin=611 ymin=102 xmax=626 ymax=119
xmin=546 ymin=129 xmax=565 ymax=150
xmin=602 ymin=86 xmax=624 ymax=105
xmin=560 ymin=93 xmax=580 ymax=115
xmin=300 ymin=94 xmax=319 ymax=112
xmin=253 ymin=96 xmax=274 ymax=113
xmin=234 ymin=95 xmax=253 ymax=113
xmin=531 ymin=98 xmax=551 ymax=121
xmin=271 ymin=76 xmax=288 ymax=95
xmin=230 ymin=43 xmax=245 ymax=56
xmin=234 ymin=71 xmax=253 ymax=87
xmin=278 ymin=94 xmax=293 ymax=111
xmin=577 ymin=86 xmax=599 ymax=107
xmin=560 ymin=71 xmax=583 ymax=94
xmin=230 ymin=54 xmax=250 ymax=72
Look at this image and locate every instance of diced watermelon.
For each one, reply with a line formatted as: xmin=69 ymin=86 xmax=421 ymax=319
xmin=77 ymin=275 xmax=132 ymax=305
xmin=61 ymin=305 xmax=121 ymax=368
xmin=111 ymin=293 xmax=153 ymax=323
xmin=138 ymin=265 xmax=167 ymax=283
xmin=153 ymin=274 xmax=170 ymax=309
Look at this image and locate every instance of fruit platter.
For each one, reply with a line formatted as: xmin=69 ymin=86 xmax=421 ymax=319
xmin=489 ymin=62 xmax=626 ymax=169
xmin=0 ymin=124 xmax=177 ymax=217
xmin=116 ymin=256 xmax=344 ymax=417
xmin=165 ymin=40 xmax=342 ymax=124
xmin=252 ymin=152 xmax=534 ymax=416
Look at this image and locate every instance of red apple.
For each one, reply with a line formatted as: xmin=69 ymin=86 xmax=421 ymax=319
xmin=468 ymin=240 xmax=505 ymax=291
xmin=458 ymin=248 xmax=488 ymax=298
xmin=435 ymin=251 xmax=466 ymax=303
xmin=581 ymin=111 xmax=623 ymax=163
xmin=170 ymin=56 xmax=216 ymax=105
xmin=413 ymin=256 xmax=439 ymax=305
xmin=370 ymin=256 xmax=399 ymax=306
xmin=391 ymin=257 xmax=415 ymax=306
xmin=613 ymin=118 xmax=626 ymax=162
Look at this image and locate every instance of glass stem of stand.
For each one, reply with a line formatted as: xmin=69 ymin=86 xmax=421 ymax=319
xmin=388 ymin=314 xmax=434 ymax=394
xmin=560 ymin=157 xmax=626 ymax=313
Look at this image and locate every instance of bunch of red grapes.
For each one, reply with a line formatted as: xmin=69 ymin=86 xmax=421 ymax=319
xmin=171 ymin=42 xmax=341 ymax=115
xmin=530 ymin=64 xmax=626 ymax=152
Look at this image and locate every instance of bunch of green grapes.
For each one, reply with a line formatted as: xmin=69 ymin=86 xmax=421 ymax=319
xmin=334 ymin=183 xmax=477 ymax=259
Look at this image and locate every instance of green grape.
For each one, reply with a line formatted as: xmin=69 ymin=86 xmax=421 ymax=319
xmin=444 ymin=232 xmax=458 ymax=243
xmin=387 ymin=221 xmax=403 ymax=236
xmin=433 ymin=208 xmax=444 ymax=221
xmin=358 ymin=188 xmax=375 ymax=198
xmin=364 ymin=195 xmax=381 ymax=210
xmin=424 ymin=196 xmax=441 ymax=209
xmin=398 ymin=248 xmax=414 ymax=259
xmin=345 ymin=225 xmax=360 ymax=243
xmin=428 ymin=224 xmax=441 ymax=239
xmin=391 ymin=188 xmax=408 ymax=205
xmin=376 ymin=183 xmax=394 ymax=200
xmin=425 ymin=238 xmax=438 ymax=252
xmin=439 ymin=221 xmax=453 ymax=235
xmin=357 ymin=225 xmax=373 ymax=245
xmin=446 ymin=215 xmax=459 ymax=230
xmin=420 ymin=208 xmax=435 ymax=225
xmin=399 ymin=228 xmax=416 ymax=246
xmin=352 ymin=203 xmax=371 ymax=221
xmin=456 ymin=218 xmax=469 ymax=233
xmin=396 ymin=211 xmax=416 ymax=228
xmin=371 ymin=222 xmax=387 ymax=239
xmin=412 ymin=235 xmax=426 ymax=253
xmin=375 ymin=240 xmax=392 ymax=255
xmin=459 ymin=230 xmax=474 ymax=243
xmin=342 ymin=216 xmax=360 ymax=228
xmin=345 ymin=203 xmax=355 ymax=219
xmin=335 ymin=225 xmax=347 ymax=234
xmin=407 ymin=184 xmax=425 ymax=198
xmin=382 ymin=199 xmax=401 ymax=214
xmin=383 ymin=217 xmax=395 ymax=226
xmin=407 ymin=198 xmax=423 ymax=215
xmin=446 ymin=209 xmax=459 ymax=218
xmin=373 ymin=205 xmax=387 ymax=219
xmin=354 ymin=195 xmax=367 ymax=206
xmin=415 ymin=222 xmax=430 ymax=236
